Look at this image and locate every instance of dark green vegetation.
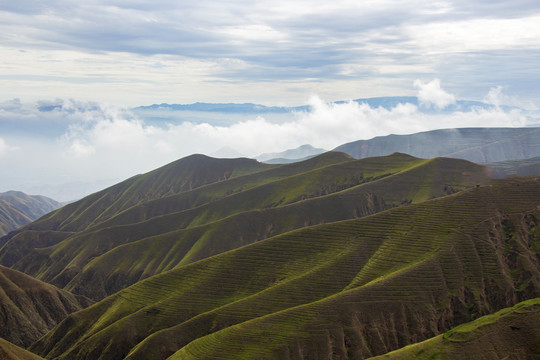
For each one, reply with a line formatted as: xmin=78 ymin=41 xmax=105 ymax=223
xmin=0 ymin=191 xmax=61 ymax=237
xmin=29 ymin=177 xmax=540 ymax=359
xmin=0 ymin=152 xmax=490 ymax=302
xmin=335 ymin=127 xmax=540 ymax=163
xmin=0 ymin=337 xmax=45 ymax=360
xmin=0 ymin=266 xmax=92 ymax=348
xmin=368 ymin=297 xmax=540 ymax=359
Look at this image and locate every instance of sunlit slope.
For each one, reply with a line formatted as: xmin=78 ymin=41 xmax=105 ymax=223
xmin=21 ymin=154 xmax=275 ymax=233
xmin=0 ymin=266 xmax=92 ymax=348
xmin=368 ymin=298 xmax=540 ymax=360
xmin=0 ymin=338 xmax=45 ymax=360
xmin=32 ymin=177 xmax=540 ymax=360
xmin=1 ymin=153 xmax=490 ymax=301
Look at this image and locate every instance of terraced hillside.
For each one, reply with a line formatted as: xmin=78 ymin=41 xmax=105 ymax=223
xmin=335 ymin=127 xmax=540 ymax=163
xmin=0 ymin=265 xmax=92 ymax=348
xmin=31 ymin=177 xmax=540 ymax=360
xmin=0 ymin=152 xmax=490 ymax=301
xmin=369 ymin=297 xmax=540 ymax=359
xmin=0 ymin=191 xmax=61 ymax=237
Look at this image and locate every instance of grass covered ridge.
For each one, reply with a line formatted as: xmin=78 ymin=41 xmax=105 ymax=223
xmin=31 ymin=177 xmax=540 ymax=360
xmin=0 ymin=152 xmax=490 ymax=301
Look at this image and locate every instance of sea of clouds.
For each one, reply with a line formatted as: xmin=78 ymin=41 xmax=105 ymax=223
xmin=0 ymin=80 xmax=536 ymax=200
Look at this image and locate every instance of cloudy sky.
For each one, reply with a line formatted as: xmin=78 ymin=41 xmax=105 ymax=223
xmin=1 ymin=0 xmax=540 ymax=200
xmin=2 ymin=0 xmax=540 ymax=105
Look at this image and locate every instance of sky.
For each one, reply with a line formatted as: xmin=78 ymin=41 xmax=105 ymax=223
xmin=1 ymin=0 xmax=540 ymax=200
xmin=1 ymin=0 xmax=540 ymax=105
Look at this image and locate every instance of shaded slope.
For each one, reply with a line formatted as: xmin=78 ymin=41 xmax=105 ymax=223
xmin=31 ymin=177 xmax=540 ymax=360
xmin=0 ymin=192 xmax=61 ymax=237
xmin=368 ymin=298 xmax=540 ymax=360
xmin=0 ymin=266 xmax=92 ymax=348
xmin=0 ymin=338 xmax=45 ymax=360
xmin=335 ymin=127 xmax=540 ymax=163
xmin=1 ymin=154 xmax=490 ymax=301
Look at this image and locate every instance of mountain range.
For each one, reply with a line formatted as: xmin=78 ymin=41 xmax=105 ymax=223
xmin=134 ymin=96 xmax=508 ymax=114
xmin=1 ymin=127 xmax=540 ymax=359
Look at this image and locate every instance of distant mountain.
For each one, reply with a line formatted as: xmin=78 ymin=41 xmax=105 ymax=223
xmin=210 ymin=146 xmax=245 ymax=158
xmin=335 ymin=127 xmax=540 ymax=163
xmin=134 ymin=96 xmax=501 ymax=114
xmin=135 ymin=102 xmax=308 ymax=113
xmin=0 ymin=191 xmax=61 ymax=237
xmin=0 ymin=265 xmax=92 ymax=348
xmin=30 ymin=176 xmax=540 ymax=360
xmin=484 ymin=156 xmax=540 ymax=178
xmin=369 ymin=297 xmax=540 ymax=360
xmin=256 ymin=144 xmax=327 ymax=162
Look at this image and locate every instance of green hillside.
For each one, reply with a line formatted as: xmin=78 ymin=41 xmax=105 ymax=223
xmin=0 ymin=265 xmax=92 ymax=348
xmin=368 ymin=297 xmax=540 ymax=360
xmin=335 ymin=127 xmax=540 ymax=163
xmin=21 ymin=154 xmax=274 ymax=233
xmin=0 ymin=153 xmax=490 ymax=301
xmin=31 ymin=177 xmax=540 ymax=360
xmin=0 ymin=191 xmax=61 ymax=237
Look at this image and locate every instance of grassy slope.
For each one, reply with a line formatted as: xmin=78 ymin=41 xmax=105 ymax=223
xmin=1 ymin=153 xmax=490 ymax=301
xmin=31 ymin=177 xmax=540 ymax=360
xmin=0 ymin=338 xmax=45 ymax=360
xmin=0 ymin=265 xmax=92 ymax=348
xmin=21 ymin=154 xmax=274 ymax=233
xmin=368 ymin=298 xmax=540 ymax=360
xmin=0 ymin=192 xmax=61 ymax=237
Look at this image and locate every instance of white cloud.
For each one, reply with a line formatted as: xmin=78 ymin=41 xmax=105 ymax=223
xmin=405 ymin=16 xmax=540 ymax=54
xmin=414 ymin=79 xmax=456 ymax=110
xmin=0 ymin=137 xmax=18 ymax=157
xmin=484 ymin=86 xmax=504 ymax=108
xmin=0 ymin=88 xmax=533 ymax=198
xmin=0 ymin=138 xmax=8 ymax=157
xmin=484 ymin=86 xmax=539 ymax=111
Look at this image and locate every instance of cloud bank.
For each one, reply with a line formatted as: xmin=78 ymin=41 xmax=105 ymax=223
xmin=0 ymin=81 xmax=533 ymax=200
